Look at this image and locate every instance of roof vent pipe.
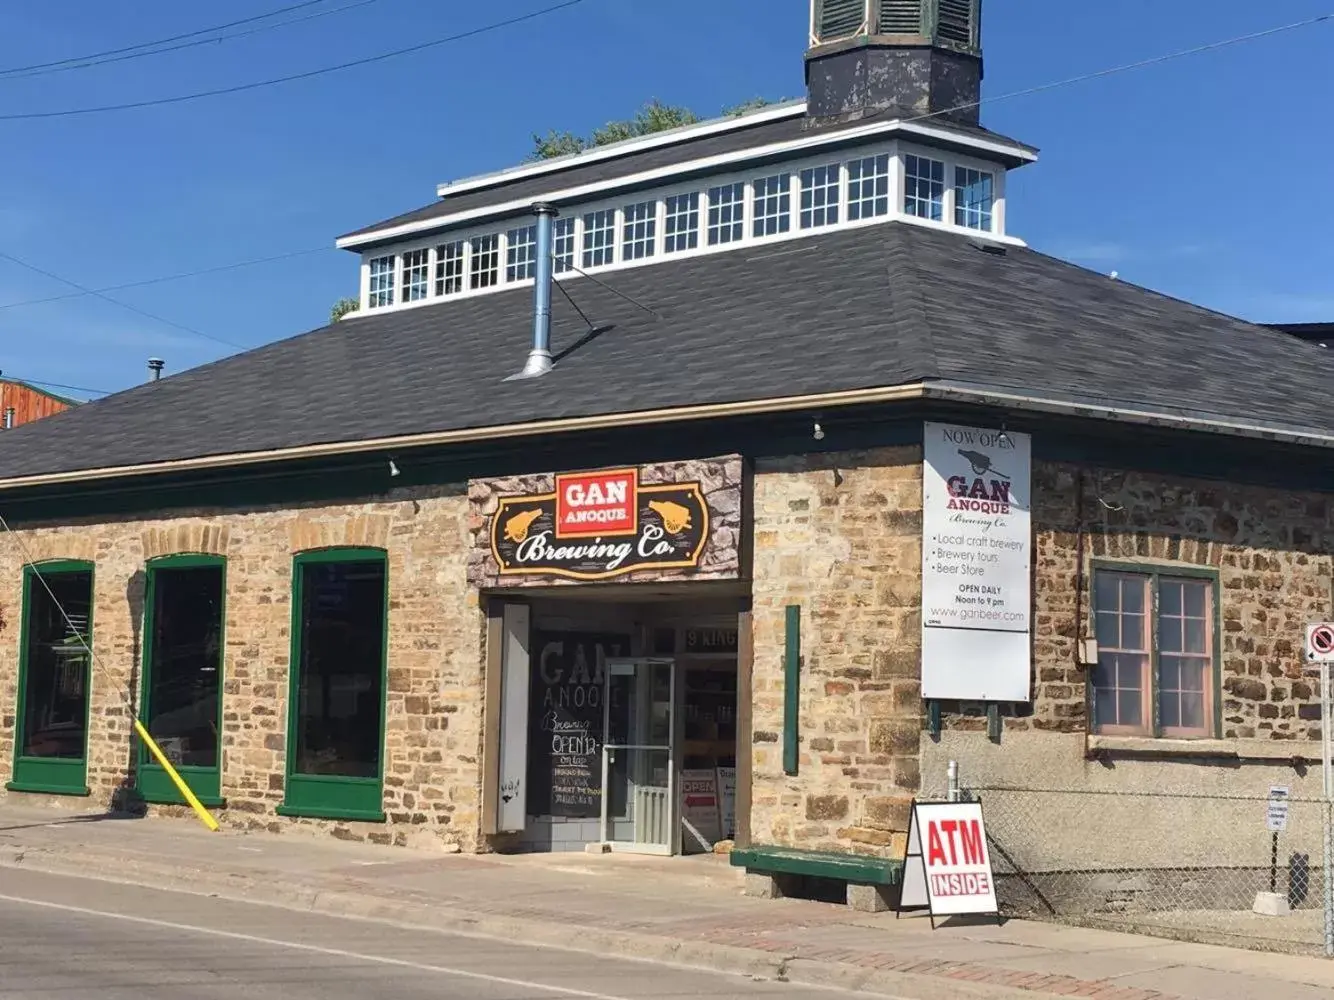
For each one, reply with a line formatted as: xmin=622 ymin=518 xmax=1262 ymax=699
xmin=509 ymin=202 xmax=558 ymax=380
xmin=147 ymin=358 xmax=165 ymax=382
xmin=2 ymin=407 xmax=13 ymax=430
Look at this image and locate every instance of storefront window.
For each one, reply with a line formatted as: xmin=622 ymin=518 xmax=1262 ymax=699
xmin=137 ymin=557 xmax=226 ymax=806
xmin=20 ymin=569 xmax=92 ymax=759
xmin=280 ymin=549 xmax=389 ymax=822
xmin=294 ymin=557 xmax=386 ymax=777
xmin=9 ymin=563 xmax=94 ymax=796
xmin=145 ymin=563 xmax=223 ymax=767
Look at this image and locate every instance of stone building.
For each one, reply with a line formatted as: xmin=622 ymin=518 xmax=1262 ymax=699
xmin=0 ymin=0 xmax=1330 ymax=908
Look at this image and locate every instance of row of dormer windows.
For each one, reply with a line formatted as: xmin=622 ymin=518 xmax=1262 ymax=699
xmin=360 ymin=144 xmax=1000 ymax=313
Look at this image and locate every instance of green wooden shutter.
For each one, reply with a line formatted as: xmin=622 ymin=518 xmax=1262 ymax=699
xmin=815 ymin=0 xmax=868 ymax=41
xmin=937 ymin=0 xmax=977 ymax=46
xmin=878 ymin=0 xmax=923 ymax=33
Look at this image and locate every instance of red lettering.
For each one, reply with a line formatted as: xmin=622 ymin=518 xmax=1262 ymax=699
xmin=959 ymin=819 xmax=984 ymax=866
xmin=938 ymin=819 xmax=959 ymax=864
xmin=990 ymin=480 xmax=1010 ymax=504
xmin=926 ymin=822 xmax=947 ymax=866
xmin=946 ymin=476 xmax=967 ymax=497
xmin=967 ymin=479 xmax=988 ymax=499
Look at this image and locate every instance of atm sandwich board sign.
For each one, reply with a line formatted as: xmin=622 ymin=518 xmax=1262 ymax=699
xmin=896 ymin=801 xmax=1000 ymax=927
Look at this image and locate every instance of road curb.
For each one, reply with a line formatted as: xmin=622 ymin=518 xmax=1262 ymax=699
xmin=0 ymin=844 xmax=1035 ymax=1000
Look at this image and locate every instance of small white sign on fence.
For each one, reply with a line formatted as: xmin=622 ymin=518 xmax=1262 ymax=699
xmin=1266 ymin=786 xmax=1290 ymax=833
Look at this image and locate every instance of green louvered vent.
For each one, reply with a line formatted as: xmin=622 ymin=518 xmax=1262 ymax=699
xmin=937 ymin=0 xmax=976 ymax=46
xmin=878 ymin=0 xmax=924 ymax=34
xmin=815 ymin=0 xmax=869 ymax=41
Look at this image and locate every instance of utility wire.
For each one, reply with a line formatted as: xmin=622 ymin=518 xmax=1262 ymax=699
xmin=903 ymin=13 xmax=1334 ymax=128
xmin=0 ymin=11 xmax=1323 ymax=335
xmin=0 ymin=246 xmax=333 ymax=313
xmin=0 ymin=250 xmax=246 ymax=350
xmin=0 ymin=372 xmax=113 ymax=397
xmin=0 ymin=0 xmax=388 ymax=83
xmin=0 ymin=0 xmax=589 ymax=121
xmin=558 ymin=264 xmax=661 ymax=319
xmin=0 ymin=0 xmax=332 ymax=77
xmin=0 ymin=514 xmax=136 ymax=715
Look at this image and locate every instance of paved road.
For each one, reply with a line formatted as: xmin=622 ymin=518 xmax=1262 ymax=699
xmin=0 ymin=867 xmax=847 ymax=999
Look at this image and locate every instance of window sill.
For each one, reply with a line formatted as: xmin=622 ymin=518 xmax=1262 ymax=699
xmin=5 ymin=781 xmax=92 ymax=797
xmin=275 ymin=805 xmax=387 ymax=823
xmin=1087 ymin=735 xmax=1316 ymax=763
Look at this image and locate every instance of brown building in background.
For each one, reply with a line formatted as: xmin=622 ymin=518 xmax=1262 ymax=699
xmin=0 ymin=379 xmax=74 ymax=430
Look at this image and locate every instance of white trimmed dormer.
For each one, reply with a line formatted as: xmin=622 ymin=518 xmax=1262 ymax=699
xmin=340 ymin=0 xmax=1034 ymax=318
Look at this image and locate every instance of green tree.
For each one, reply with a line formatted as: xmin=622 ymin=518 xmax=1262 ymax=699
xmin=331 ymin=297 xmax=360 ymax=322
xmin=529 ymin=97 xmax=784 ymax=161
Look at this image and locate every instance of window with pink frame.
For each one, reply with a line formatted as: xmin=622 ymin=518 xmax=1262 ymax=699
xmin=1092 ymin=568 xmax=1216 ymax=738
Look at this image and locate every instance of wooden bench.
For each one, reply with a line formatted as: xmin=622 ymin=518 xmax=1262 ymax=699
xmin=730 ymin=845 xmax=904 ymax=912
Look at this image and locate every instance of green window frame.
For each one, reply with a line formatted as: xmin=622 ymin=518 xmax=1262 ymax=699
xmin=136 ymin=554 xmax=227 ymax=808
xmin=8 ymin=560 xmax=95 ymax=796
xmin=1089 ymin=561 xmax=1222 ymax=739
xmin=277 ymin=547 xmax=389 ymax=822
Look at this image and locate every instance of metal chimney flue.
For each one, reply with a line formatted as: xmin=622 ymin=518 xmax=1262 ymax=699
xmin=508 ymin=202 xmax=558 ymax=381
xmin=2 ymin=406 xmax=14 ymax=430
xmin=147 ymin=358 xmax=165 ymax=382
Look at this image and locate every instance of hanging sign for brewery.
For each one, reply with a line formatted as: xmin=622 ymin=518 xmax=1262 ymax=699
xmin=468 ymin=456 xmax=744 ymax=587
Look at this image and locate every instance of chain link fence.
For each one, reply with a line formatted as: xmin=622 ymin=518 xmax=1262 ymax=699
xmin=970 ymin=785 xmax=1334 ymax=957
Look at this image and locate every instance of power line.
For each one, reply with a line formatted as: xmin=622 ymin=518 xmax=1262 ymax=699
xmin=0 ymin=372 xmax=113 ymax=397
xmin=0 ymin=0 xmax=389 ymax=83
xmin=906 ymin=13 xmax=1334 ymax=128
xmin=0 ymin=0 xmax=331 ymax=77
xmin=0 ymin=245 xmax=333 ymax=312
xmin=0 ymin=10 xmax=1321 ymax=328
xmin=0 ymin=250 xmax=246 ymax=350
xmin=0 ymin=0 xmax=589 ymax=122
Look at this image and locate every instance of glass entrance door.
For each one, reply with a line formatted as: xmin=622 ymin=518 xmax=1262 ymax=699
xmin=601 ymin=658 xmax=676 ymax=854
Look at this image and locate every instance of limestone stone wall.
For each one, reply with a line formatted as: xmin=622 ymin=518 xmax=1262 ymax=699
xmin=0 ymin=487 xmax=487 ymax=850
xmin=749 ymin=447 xmax=924 ymax=856
xmin=940 ymin=461 xmax=1333 ymax=739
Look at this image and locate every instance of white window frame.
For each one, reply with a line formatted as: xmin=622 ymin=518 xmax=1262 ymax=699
xmin=705 ymin=180 xmax=747 ymax=247
xmin=663 ymin=187 xmax=702 ymax=254
xmin=367 ymin=254 xmax=396 ymax=309
xmin=582 ymin=208 xmax=618 ymax=268
xmin=354 ymin=139 xmax=1019 ymax=316
xmin=752 ymin=172 xmax=793 ymax=239
xmin=621 ymin=199 xmax=658 ymax=261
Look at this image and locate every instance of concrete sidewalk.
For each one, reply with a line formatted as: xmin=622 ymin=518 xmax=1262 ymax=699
xmin=0 ymin=802 xmax=1331 ymax=1000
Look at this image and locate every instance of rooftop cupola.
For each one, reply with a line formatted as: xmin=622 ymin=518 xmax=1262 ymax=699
xmin=806 ymin=0 xmax=983 ymax=125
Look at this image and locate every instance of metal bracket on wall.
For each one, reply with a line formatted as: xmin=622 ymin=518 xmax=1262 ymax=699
xmin=987 ymin=704 xmax=1002 ymax=744
xmin=927 ymin=700 xmax=942 ymax=738
xmin=783 ymin=605 xmax=801 ymax=776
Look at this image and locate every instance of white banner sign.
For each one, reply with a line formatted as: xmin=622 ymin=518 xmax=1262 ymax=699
xmin=921 ymin=422 xmax=1032 ymax=701
xmin=1266 ymin=786 xmax=1290 ymax=833
xmin=716 ymin=766 xmax=737 ymax=840
xmin=898 ymin=801 xmax=1000 ymax=923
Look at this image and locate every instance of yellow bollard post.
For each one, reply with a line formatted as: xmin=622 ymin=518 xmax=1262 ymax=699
xmin=133 ymin=718 xmax=220 ymax=832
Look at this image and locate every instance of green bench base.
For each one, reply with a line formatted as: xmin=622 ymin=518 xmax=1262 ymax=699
xmin=730 ymin=846 xmax=903 ymax=912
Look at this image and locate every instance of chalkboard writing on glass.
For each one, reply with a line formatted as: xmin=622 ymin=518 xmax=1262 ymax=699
xmin=526 ymin=631 xmax=631 ymax=818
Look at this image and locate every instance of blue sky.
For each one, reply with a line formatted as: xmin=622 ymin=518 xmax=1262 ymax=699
xmin=1 ymin=0 xmax=1331 ymax=400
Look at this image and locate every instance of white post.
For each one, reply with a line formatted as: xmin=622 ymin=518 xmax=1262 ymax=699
xmin=947 ymin=759 xmax=960 ymax=803
xmin=1322 ymin=659 xmax=1333 ymax=958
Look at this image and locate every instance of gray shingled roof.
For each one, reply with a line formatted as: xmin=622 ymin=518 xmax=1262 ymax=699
xmin=339 ymin=112 xmax=1038 ymax=246
xmin=1 ymin=223 xmax=1330 ymax=483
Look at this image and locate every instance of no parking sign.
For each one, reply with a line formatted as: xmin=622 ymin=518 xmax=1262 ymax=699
xmin=1304 ymin=622 xmax=1334 ymax=671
